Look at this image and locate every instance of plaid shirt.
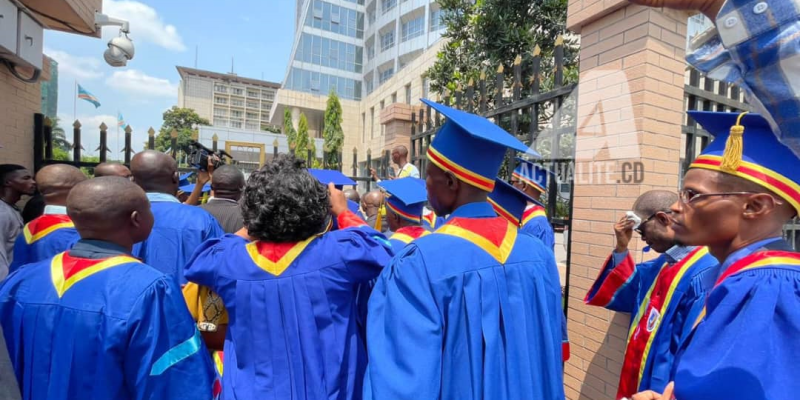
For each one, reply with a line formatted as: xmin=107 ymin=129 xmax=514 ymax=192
xmin=687 ymin=0 xmax=800 ymax=157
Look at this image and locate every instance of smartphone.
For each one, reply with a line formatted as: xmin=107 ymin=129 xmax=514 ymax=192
xmin=625 ymin=211 xmax=642 ymax=230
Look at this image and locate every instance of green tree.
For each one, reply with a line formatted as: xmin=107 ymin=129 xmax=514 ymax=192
xmin=294 ymin=113 xmax=315 ymax=162
xmin=262 ymin=124 xmax=281 ymax=134
xmin=52 ymin=147 xmax=70 ymax=161
xmin=283 ymin=108 xmax=297 ymax=150
xmin=154 ymin=107 xmax=209 ymax=154
xmin=426 ymin=0 xmax=578 ymax=102
xmin=322 ymin=90 xmax=344 ymax=169
xmin=50 ymin=117 xmax=72 ymax=152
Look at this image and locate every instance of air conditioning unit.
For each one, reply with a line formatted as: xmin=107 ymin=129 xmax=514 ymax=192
xmin=0 ymin=0 xmax=44 ymax=71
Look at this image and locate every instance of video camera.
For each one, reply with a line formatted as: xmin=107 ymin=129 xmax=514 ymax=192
xmin=187 ymin=141 xmax=233 ymax=171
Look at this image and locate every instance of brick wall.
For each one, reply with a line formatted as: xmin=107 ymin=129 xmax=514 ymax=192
xmin=0 ymin=63 xmax=43 ymax=170
xmin=565 ymin=4 xmax=689 ymax=399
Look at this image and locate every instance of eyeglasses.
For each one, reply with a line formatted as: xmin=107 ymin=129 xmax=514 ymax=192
xmin=678 ymin=189 xmax=760 ymax=204
xmin=634 ymin=210 xmax=672 ymax=235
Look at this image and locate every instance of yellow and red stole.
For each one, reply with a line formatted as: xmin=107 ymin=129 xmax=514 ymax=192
xmin=23 ymin=214 xmax=74 ymax=244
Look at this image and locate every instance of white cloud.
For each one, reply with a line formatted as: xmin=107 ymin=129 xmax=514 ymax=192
xmin=44 ymin=48 xmax=103 ymax=80
xmin=102 ymin=0 xmax=186 ymax=51
xmin=106 ymin=69 xmax=178 ymax=98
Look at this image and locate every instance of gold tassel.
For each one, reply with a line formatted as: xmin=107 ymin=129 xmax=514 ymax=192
xmin=375 ymin=202 xmax=383 ymax=232
xmin=720 ymin=112 xmax=749 ymax=172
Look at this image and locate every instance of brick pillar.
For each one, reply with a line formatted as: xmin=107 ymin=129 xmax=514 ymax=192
xmin=380 ymin=103 xmax=416 ymax=153
xmin=564 ymin=3 xmax=690 ymax=399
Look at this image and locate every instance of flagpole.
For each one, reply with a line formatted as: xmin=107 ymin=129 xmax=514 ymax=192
xmin=73 ymin=80 xmax=77 ymax=122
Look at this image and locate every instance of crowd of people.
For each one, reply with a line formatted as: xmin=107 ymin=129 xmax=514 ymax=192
xmin=1 ymin=0 xmax=800 ymax=397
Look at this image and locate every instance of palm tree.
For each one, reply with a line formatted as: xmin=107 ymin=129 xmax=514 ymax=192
xmin=50 ymin=117 xmax=72 ymax=152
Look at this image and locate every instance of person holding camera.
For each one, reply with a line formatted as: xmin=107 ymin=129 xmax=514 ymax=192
xmin=130 ymin=150 xmax=223 ymax=285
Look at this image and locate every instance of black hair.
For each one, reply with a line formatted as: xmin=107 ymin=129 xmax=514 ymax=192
xmin=211 ymin=165 xmax=245 ymax=196
xmin=0 ymin=164 xmax=26 ymax=187
xmin=241 ymin=154 xmax=329 ymax=242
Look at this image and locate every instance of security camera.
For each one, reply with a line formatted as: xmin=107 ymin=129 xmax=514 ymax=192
xmin=104 ymin=35 xmax=134 ymax=67
xmin=95 ymin=12 xmax=134 ymax=67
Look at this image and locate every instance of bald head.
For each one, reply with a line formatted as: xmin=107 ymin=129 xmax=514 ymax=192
xmin=633 ymin=190 xmax=679 ymax=218
xmin=362 ymin=190 xmax=384 ymax=218
xmin=211 ymin=165 xmax=245 ymax=200
xmin=94 ymin=162 xmax=131 ymax=179
xmin=35 ymin=164 xmax=87 ymax=206
xmin=343 ymin=188 xmax=360 ymax=204
xmin=391 ymin=145 xmax=409 ymax=166
xmin=131 ymin=150 xmax=178 ymax=195
xmin=67 ymin=177 xmax=153 ymax=246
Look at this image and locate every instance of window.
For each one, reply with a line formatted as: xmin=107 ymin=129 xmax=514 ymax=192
xmin=285 ymin=67 xmax=362 ymax=100
xmin=214 ymin=119 xmax=229 ymax=128
xmin=366 ymin=76 xmax=374 ymax=94
xmin=215 ymin=97 xmax=228 ymax=105
xmin=232 ymin=88 xmax=244 ymax=96
xmin=362 ymin=113 xmax=366 ymax=143
xmin=246 ymin=122 xmax=259 ymax=130
xmin=247 ymin=112 xmax=259 ymax=119
xmin=367 ymin=44 xmax=375 ymax=61
xmin=380 ymin=100 xmax=385 ymax=109
xmin=391 ymin=92 xmax=397 ymax=104
xmin=232 ymin=99 xmax=244 ymax=107
xmin=213 ymin=108 xmax=227 ymax=117
xmin=247 ymin=90 xmax=259 ymax=97
xmin=306 ymin=0 xmax=364 ymax=38
xmin=370 ymin=107 xmax=375 ymax=139
xmin=295 ymin=33 xmax=363 ymax=73
xmin=381 ymin=0 xmax=396 ymax=14
xmin=379 ymin=68 xmax=394 ymax=84
xmin=230 ymin=121 xmax=242 ymax=129
xmin=247 ymin=100 xmax=259 ymax=108
xmin=405 ymin=84 xmax=412 ymax=104
xmin=380 ymin=30 xmax=395 ymax=52
xmin=430 ymin=9 xmax=445 ymax=31
xmin=231 ymin=110 xmax=243 ymax=118
xmin=401 ymin=16 xmax=424 ymax=42
xmin=422 ymin=77 xmax=430 ymax=99
xmin=214 ymin=84 xmax=228 ymax=93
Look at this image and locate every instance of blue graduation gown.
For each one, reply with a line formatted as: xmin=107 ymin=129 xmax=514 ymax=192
xmin=364 ymin=202 xmax=565 ymax=400
xmin=0 ymin=251 xmax=215 ymax=400
xmin=520 ymin=204 xmax=555 ymax=251
xmin=387 ymin=226 xmax=429 ymax=253
xmin=184 ymin=213 xmax=393 ymax=400
xmin=133 ymin=201 xmax=223 ymax=284
xmin=584 ymin=247 xmax=717 ymax=399
xmin=9 ymin=214 xmax=79 ymax=273
xmin=674 ymin=246 xmax=800 ymax=400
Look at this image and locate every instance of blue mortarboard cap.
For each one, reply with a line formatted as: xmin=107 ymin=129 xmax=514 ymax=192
xmin=488 ymin=179 xmax=537 ymax=226
xmin=689 ymin=111 xmax=800 ymax=214
xmin=422 ymin=99 xmax=539 ymax=192
xmin=179 ymin=171 xmax=195 ymax=187
xmin=378 ymin=177 xmax=427 ymax=223
xmin=513 ymin=158 xmax=549 ymax=194
xmin=179 ymin=182 xmax=211 ymax=194
xmin=309 ymin=169 xmax=356 ymax=188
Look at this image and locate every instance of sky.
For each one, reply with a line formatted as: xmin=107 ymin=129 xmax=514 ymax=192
xmin=44 ymin=0 xmax=295 ymax=158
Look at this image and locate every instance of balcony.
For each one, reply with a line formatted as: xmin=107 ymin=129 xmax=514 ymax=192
xmin=231 ymin=88 xmax=245 ymax=97
xmin=231 ymin=100 xmax=245 ymax=108
xmin=247 ymin=90 xmax=260 ymax=98
xmin=214 ymin=97 xmax=229 ymax=105
xmin=246 ymin=101 xmax=260 ymax=108
xmin=214 ymin=85 xmax=228 ymax=94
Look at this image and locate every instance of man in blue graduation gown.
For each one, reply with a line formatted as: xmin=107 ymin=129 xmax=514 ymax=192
xmin=378 ymin=177 xmax=430 ymax=252
xmin=10 ymin=165 xmax=86 ymax=272
xmin=489 ymin=178 xmax=571 ymax=363
xmin=510 ymin=158 xmax=555 ymax=251
xmin=583 ymin=190 xmax=717 ymax=399
xmin=184 ymin=154 xmax=393 ymax=400
xmin=130 ymin=151 xmax=223 ymax=284
xmin=364 ymin=100 xmax=565 ymax=400
xmin=0 ymin=176 xmax=215 ymax=400
xmin=634 ymin=112 xmax=800 ymax=400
